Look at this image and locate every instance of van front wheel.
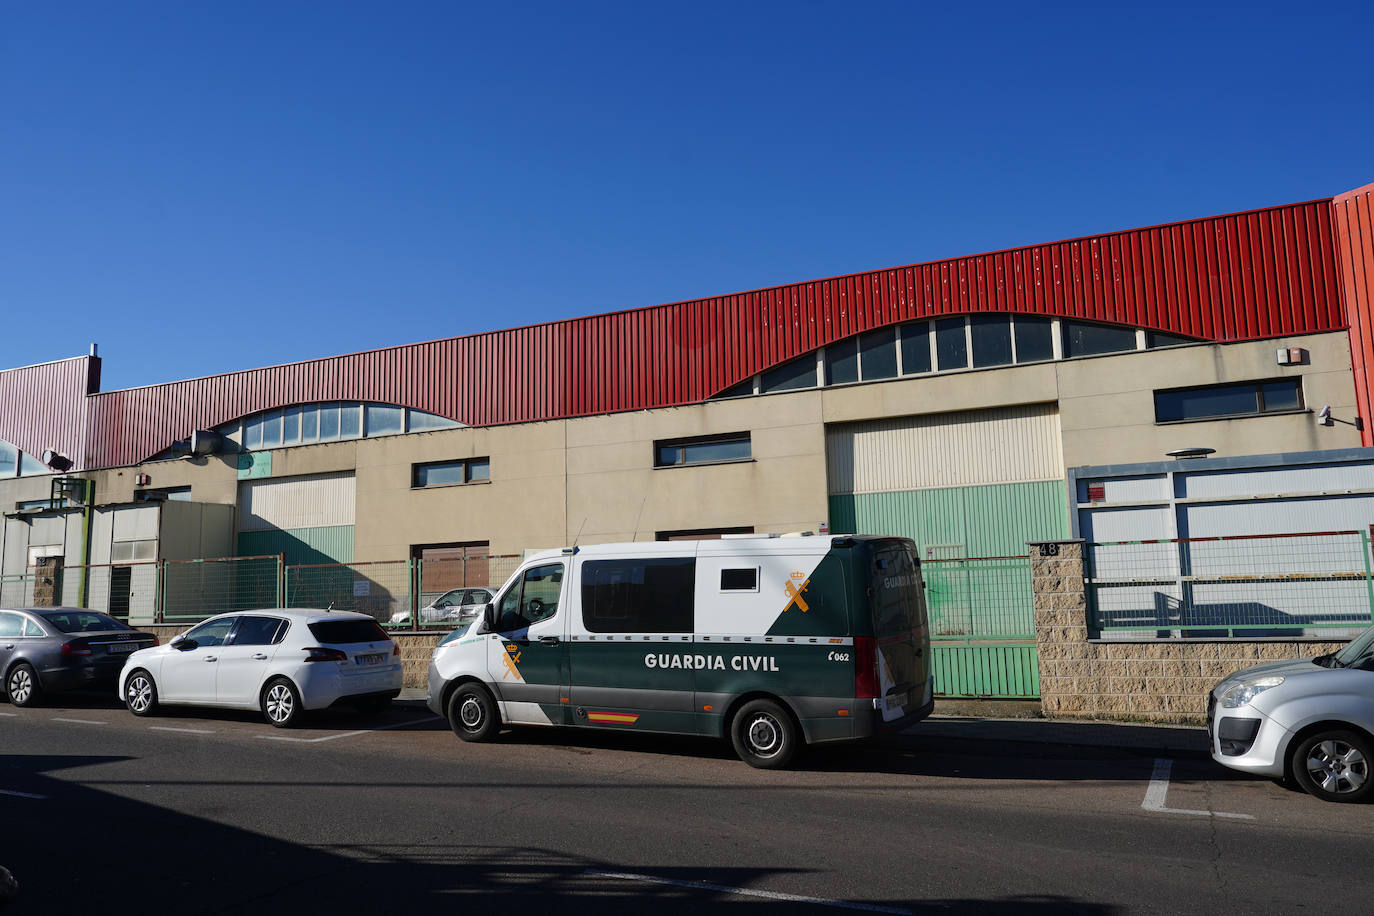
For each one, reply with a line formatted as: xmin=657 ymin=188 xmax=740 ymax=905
xmin=731 ymin=699 xmax=798 ymax=769
xmin=449 ymin=683 xmax=501 ymax=742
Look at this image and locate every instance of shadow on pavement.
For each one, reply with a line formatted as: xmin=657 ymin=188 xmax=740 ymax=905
xmin=0 ymin=752 xmax=1121 ymax=914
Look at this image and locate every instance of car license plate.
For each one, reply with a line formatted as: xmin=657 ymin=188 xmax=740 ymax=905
xmin=356 ymin=653 xmax=384 ymax=666
xmin=108 ymin=642 xmax=138 ymax=654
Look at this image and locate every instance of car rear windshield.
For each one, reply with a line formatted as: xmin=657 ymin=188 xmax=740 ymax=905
xmin=40 ymin=611 xmax=131 ymax=633
xmin=307 ymin=619 xmax=390 ymax=645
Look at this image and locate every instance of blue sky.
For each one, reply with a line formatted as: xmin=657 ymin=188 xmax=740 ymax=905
xmin=3 ymin=2 xmax=1371 ymax=391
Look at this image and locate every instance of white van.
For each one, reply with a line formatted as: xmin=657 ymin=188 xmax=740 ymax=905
xmin=425 ymin=534 xmax=933 ymax=767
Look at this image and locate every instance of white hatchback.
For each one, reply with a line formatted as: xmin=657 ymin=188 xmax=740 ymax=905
xmin=118 ymin=609 xmax=403 ymax=727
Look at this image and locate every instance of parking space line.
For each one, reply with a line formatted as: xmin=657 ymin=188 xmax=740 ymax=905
xmin=1142 ymin=758 xmax=1253 ymax=820
xmin=0 ymin=789 xmax=47 ymax=800
xmin=150 ymin=726 xmax=217 ymax=734
xmin=51 ymin=717 xmax=106 ymax=725
xmin=588 ymin=870 xmax=913 ymax=914
xmin=0 ymin=711 xmax=16 ymax=717
xmin=257 ymin=715 xmax=443 ymax=744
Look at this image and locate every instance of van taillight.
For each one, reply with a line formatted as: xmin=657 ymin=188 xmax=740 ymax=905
xmin=60 ymin=640 xmax=92 ymax=658
xmin=304 ymin=647 xmax=348 ymax=662
xmin=854 ymin=637 xmax=879 ymax=699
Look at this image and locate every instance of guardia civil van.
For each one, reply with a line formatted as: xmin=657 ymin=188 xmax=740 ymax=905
xmin=425 ymin=533 xmax=933 ymax=767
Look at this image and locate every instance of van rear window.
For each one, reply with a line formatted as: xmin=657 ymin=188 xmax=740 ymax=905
xmin=308 ymin=619 xmax=390 ymax=644
xmin=870 ymin=545 xmax=927 ymax=638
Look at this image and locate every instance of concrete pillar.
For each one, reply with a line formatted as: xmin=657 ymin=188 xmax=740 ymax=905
xmin=1028 ymin=539 xmax=1091 ymax=718
xmin=32 ymin=556 xmax=63 ymax=607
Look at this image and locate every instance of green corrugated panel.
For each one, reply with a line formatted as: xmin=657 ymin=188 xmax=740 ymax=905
xmin=931 ymin=644 xmax=1040 ymax=698
xmin=237 ymin=526 xmax=355 ymax=566
xmin=829 ymin=480 xmax=1069 ymax=557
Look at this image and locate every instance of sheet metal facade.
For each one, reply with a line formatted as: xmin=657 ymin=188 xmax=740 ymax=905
xmin=236 ymin=473 xmax=357 ymax=532
xmin=0 ymin=196 xmax=1355 ymax=470
xmin=825 ymin=404 xmax=1063 ymax=494
xmin=1335 ymin=182 xmax=1374 ymax=447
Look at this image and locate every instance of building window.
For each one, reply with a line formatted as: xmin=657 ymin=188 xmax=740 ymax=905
xmin=858 ymin=328 xmax=898 ymax=381
xmin=1154 ymin=379 xmax=1303 ymax=423
xmin=1062 ymin=320 xmax=1138 ymax=358
xmin=581 ymin=557 xmax=695 ymax=633
xmin=934 ymin=317 xmax=969 ymax=370
xmin=655 ymin=433 xmax=751 ymax=468
xmin=825 ymin=338 xmax=859 ymax=386
xmin=761 ymin=355 xmax=818 ymax=393
xmin=899 ymin=324 xmax=932 ymax=375
xmin=1013 ymin=316 xmax=1055 ymax=362
xmin=970 ymin=315 xmax=1013 ymax=368
xmin=413 ymin=457 xmax=491 ymax=488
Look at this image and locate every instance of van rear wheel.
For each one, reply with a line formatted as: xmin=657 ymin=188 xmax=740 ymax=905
xmin=730 ymin=699 xmax=798 ymax=769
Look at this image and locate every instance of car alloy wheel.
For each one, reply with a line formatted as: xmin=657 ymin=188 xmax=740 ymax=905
xmin=1293 ymin=729 xmax=1374 ymax=803
xmin=262 ymin=678 xmax=303 ymax=728
xmin=125 ymin=672 xmax=157 ymax=716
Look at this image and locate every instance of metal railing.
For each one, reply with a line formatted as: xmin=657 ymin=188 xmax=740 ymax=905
xmin=922 ymin=555 xmax=1033 ymax=641
xmin=1 ymin=553 xmax=524 ymax=629
xmin=1087 ymin=530 xmax=1374 ymax=638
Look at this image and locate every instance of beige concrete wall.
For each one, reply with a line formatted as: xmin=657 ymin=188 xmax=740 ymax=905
xmin=353 ymin=421 xmax=568 ymax=561
xmin=1058 ymin=331 xmax=1359 ymax=467
xmin=565 ymin=393 xmax=829 ymax=543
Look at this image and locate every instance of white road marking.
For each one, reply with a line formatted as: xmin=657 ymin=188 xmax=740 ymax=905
xmin=0 ymin=788 xmax=48 ymax=800
xmin=51 ymin=717 xmax=106 ymax=725
xmin=257 ymin=715 xmax=443 ymax=743
xmin=150 ymin=726 xmax=217 ymax=734
xmin=1142 ymin=758 xmax=1253 ymax=820
xmin=588 ymin=870 xmax=913 ymax=914
xmin=0 ymin=711 xmax=17 ymax=717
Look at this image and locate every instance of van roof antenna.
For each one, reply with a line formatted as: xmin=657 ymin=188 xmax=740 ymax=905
xmin=571 ymin=515 xmax=587 ymax=550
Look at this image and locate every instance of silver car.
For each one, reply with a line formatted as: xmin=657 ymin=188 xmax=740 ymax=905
xmin=389 ymin=587 xmax=493 ymax=627
xmin=1208 ymin=627 xmax=1374 ymax=802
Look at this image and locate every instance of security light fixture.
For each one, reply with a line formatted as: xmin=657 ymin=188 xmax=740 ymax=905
xmin=1165 ymin=447 xmax=1216 ymax=459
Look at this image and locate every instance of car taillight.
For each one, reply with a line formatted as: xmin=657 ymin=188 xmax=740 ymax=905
xmin=61 ymin=640 xmax=93 ymax=657
xmin=392 ymin=642 xmax=400 ymax=656
xmin=304 ymin=647 xmax=348 ymax=662
xmin=854 ymin=636 xmax=879 ymax=699
xmin=151 ymin=636 xmax=160 ymax=647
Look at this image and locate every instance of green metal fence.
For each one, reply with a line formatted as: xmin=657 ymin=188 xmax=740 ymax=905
xmin=1087 ymin=530 xmax=1374 ymax=638
xmin=922 ymin=555 xmax=1038 ymax=699
xmin=161 ymin=556 xmax=283 ymax=622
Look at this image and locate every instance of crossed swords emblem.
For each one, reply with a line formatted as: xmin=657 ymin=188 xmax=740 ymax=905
xmin=502 ymin=643 xmax=523 ymax=680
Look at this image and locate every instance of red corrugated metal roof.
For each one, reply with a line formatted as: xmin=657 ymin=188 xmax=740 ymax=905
xmin=0 ymin=195 xmax=1353 ymax=470
xmin=1334 ymin=182 xmax=1374 ymax=447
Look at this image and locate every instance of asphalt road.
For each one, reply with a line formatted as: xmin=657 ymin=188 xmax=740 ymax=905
xmin=2 ymin=694 xmax=1372 ymax=914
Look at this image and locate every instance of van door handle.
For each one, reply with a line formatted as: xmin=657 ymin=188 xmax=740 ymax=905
xmin=251 ymin=653 xmax=268 ymax=660
xmin=538 ymin=636 xmax=560 ymax=646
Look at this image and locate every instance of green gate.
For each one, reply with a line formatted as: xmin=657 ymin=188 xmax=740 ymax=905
xmin=922 ymin=555 xmax=1038 ymax=698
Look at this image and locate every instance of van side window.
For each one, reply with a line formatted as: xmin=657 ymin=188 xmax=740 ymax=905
xmin=720 ymin=568 xmax=758 ymax=591
xmin=582 ymin=558 xmax=695 ymax=633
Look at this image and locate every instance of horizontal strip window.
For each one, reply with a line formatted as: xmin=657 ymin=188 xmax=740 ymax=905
xmin=1154 ymin=379 xmax=1303 ymax=423
xmin=655 ymin=433 xmax=751 ymax=467
xmin=413 ymin=457 xmax=491 ymax=487
xmin=713 ymin=314 xmax=1204 ymax=402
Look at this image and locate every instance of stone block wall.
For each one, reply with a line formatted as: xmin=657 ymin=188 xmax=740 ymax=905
xmin=1032 ymin=540 xmax=1346 ymax=724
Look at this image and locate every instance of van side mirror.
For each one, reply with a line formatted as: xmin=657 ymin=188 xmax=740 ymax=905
xmin=481 ymin=603 xmax=495 ymax=632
